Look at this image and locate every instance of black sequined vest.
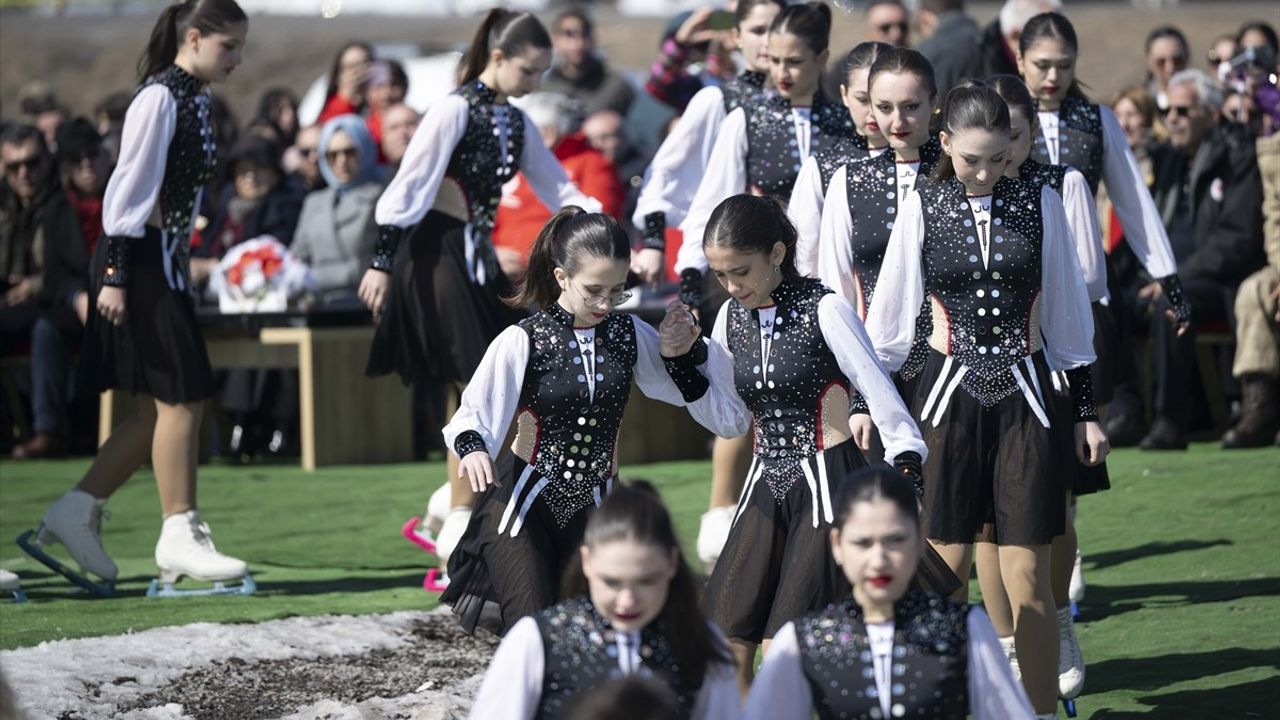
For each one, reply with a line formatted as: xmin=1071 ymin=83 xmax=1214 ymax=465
xmin=726 ymin=279 xmax=849 ymax=496
xmin=918 ymin=177 xmax=1046 ymax=406
xmin=1032 ymin=96 xmax=1104 ymax=194
xmin=813 ymin=134 xmax=872 ymax=191
xmin=534 ymin=597 xmax=702 ymax=720
xmin=513 ymin=306 xmax=637 ymax=528
xmin=720 ymin=70 xmax=767 ymax=114
xmin=447 ymin=81 xmax=527 ymax=237
xmin=1019 ymin=159 xmax=1069 ymax=196
xmin=743 ymin=91 xmax=859 ymax=200
xmin=796 ymin=591 xmax=969 ymax=720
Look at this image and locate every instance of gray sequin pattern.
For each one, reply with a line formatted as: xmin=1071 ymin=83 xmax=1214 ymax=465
xmin=1032 ymin=96 xmax=1103 ymax=194
xmin=744 ymin=91 xmax=858 ymax=199
xmin=720 ymin=69 xmax=768 ymax=114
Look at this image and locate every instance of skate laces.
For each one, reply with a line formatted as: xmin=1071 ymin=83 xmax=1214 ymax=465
xmin=1059 ymin=616 xmax=1082 ymax=667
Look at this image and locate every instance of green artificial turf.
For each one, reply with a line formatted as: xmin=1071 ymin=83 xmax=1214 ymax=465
xmin=1 ymin=445 xmax=1278 ymax=717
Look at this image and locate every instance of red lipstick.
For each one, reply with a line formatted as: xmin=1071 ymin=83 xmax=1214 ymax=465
xmin=868 ymin=576 xmax=892 ymax=588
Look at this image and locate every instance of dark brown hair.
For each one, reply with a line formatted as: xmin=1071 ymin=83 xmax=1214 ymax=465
xmin=930 ymin=79 xmax=1011 ymax=182
xmin=512 ymin=207 xmax=630 ymax=309
xmin=842 ymin=41 xmax=892 ymax=87
xmin=868 ymin=47 xmax=938 ymax=100
xmin=1019 ymin=12 xmax=1089 ymax=101
xmin=770 ymin=1 xmax=833 ymax=56
xmin=832 ymin=467 xmax=921 ymax=531
xmin=703 ymin=194 xmax=801 ymax=280
xmin=138 ymin=0 xmax=248 ymax=81
xmin=562 ymin=481 xmax=732 ymax=689
xmin=987 ymin=73 xmax=1036 ymax=126
xmin=735 ymin=0 xmax=786 ymax=25
xmin=459 ymin=9 xmax=552 ymax=86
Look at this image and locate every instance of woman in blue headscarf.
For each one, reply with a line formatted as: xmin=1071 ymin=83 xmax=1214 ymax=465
xmin=291 ymin=113 xmax=383 ymax=302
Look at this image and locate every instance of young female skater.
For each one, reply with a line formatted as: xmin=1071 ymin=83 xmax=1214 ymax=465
xmin=663 ymin=194 xmax=958 ymax=692
xmin=746 ymin=468 xmax=1033 ymax=719
xmin=467 ymin=481 xmax=740 ymax=719
xmin=359 ymin=9 xmax=600 ymax=582
xmin=18 ymin=0 xmax=253 ymax=597
xmin=791 ymin=40 xmax=891 ymax=276
xmin=864 ymin=81 xmax=1108 ymax=719
xmin=440 ymin=209 xmax=746 ymax=635
xmin=673 ymin=2 xmax=861 ymax=574
xmin=630 ymin=0 xmax=784 ymax=285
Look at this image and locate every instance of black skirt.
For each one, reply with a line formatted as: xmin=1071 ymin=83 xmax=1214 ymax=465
xmin=1089 ymin=300 xmax=1120 ymax=406
xmin=702 ymin=441 xmax=962 ymax=643
xmin=913 ymin=349 xmax=1067 ymax=547
xmin=367 ymin=211 xmax=524 ymax=386
xmin=442 ymin=451 xmax=596 ymax=636
xmin=80 ymin=227 xmax=215 ymax=405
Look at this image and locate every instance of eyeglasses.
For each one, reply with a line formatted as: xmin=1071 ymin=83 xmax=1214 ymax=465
xmin=4 ymin=157 xmax=41 ymax=175
xmin=325 ymin=147 xmax=358 ymax=163
xmin=570 ymin=281 xmax=632 ymax=308
xmin=297 ymin=147 xmax=317 ymax=159
xmin=1165 ymin=104 xmax=1194 ymax=119
xmin=876 ymin=21 xmax=909 ymax=35
xmin=1152 ymin=55 xmax=1186 ymax=67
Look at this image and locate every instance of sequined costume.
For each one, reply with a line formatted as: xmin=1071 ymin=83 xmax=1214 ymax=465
xmin=790 ymin=134 xmax=882 ymax=276
xmin=82 ymin=64 xmax=218 ymax=403
xmin=468 ymin=596 xmax=741 ymax=720
xmin=746 ymin=591 xmax=1034 ymax=719
xmin=366 ymin=81 xmax=600 ymax=385
xmin=865 ymin=178 xmax=1098 ymax=546
xmin=440 ymin=304 xmax=747 ymax=634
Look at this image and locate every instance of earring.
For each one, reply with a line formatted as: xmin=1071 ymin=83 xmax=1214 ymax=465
xmin=773 ymin=265 xmax=781 ymax=275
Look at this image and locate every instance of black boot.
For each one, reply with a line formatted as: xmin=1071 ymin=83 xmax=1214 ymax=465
xmin=1139 ymin=417 xmax=1188 ymax=450
xmin=1222 ymin=375 xmax=1280 ymax=449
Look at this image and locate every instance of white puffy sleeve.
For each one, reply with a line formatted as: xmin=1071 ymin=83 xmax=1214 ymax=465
xmin=1099 ymin=105 xmax=1177 ymax=279
xmin=744 ymin=622 xmax=813 ymax=720
xmin=520 ymin=108 xmax=602 ymax=213
xmin=789 ymin=155 xmax=826 ymax=277
xmin=102 ymin=85 xmax=176 ymax=238
xmin=631 ymin=315 xmax=751 ymax=438
xmin=691 ymin=624 xmax=745 ymax=720
xmin=442 ymin=325 xmax=529 ymax=457
xmin=816 ymin=165 xmax=861 ymax=313
xmin=863 ymin=190 xmax=927 ymax=370
xmin=466 ymin=616 xmax=544 ymax=720
xmin=1039 ymin=186 xmax=1097 ymax=371
xmin=632 ymin=86 xmax=727 ymax=231
xmin=677 ymin=108 xmax=750 ymax=274
xmin=818 ymin=293 xmax=928 ymax=463
xmin=1061 ymin=168 xmax=1108 ymax=302
xmin=966 ymin=608 xmax=1035 ymax=720
xmin=374 ymin=94 xmax=469 ymax=228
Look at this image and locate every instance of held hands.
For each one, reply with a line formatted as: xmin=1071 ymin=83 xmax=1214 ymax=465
xmin=459 ymin=450 xmax=498 ymax=493
xmin=96 ymin=286 xmax=127 ymax=326
xmin=631 ymin=248 xmax=665 ymax=287
xmin=1074 ymin=420 xmax=1110 ymax=467
xmin=659 ymin=300 xmax=700 ymax=357
xmin=358 ymin=268 xmax=391 ymax=321
xmin=1138 ymin=280 xmax=1190 ymax=337
xmin=849 ymin=414 xmax=874 ymax=453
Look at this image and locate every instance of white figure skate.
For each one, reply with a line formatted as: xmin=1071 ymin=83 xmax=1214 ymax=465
xmin=696 ymin=506 xmax=735 ymax=572
xmin=1058 ymin=605 xmax=1084 ymax=717
xmin=148 ymin=510 xmax=254 ymax=598
xmin=401 ymin=485 xmax=456 ymax=592
xmin=0 ymin=569 xmax=25 ymax=603
xmin=16 ymin=489 xmax=116 ymax=596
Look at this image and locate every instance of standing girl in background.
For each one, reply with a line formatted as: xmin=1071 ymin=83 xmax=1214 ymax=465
xmin=440 ymin=209 xmax=746 ymax=635
xmin=747 ymin=468 xmax=1033 ymax=720
xmin=19 ymin=0 xmax=254 ymax=598
xmin=360 ymin=9 xmax=600 ymax=586
xmin=865 ymin=81 xmax=1107 ymax=719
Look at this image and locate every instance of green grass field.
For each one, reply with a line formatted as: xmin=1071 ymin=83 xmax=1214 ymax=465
xmin=2 ymin=445 xmax=1278 ymax=717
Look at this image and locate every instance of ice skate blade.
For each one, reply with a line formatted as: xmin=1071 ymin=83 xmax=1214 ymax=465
xmin=1070 ymin=600 xmax=1080 ymax=621
xmin=1062 ymin=698 xmax=1078 ymax=717
xmin=15 ymin=530 xmax=116 ymax=597
xmin=423 ymin=568 xmax=450 ymax=593
xmin=401 ymin=517 xmax=438 ymax=555
xmin=146 ymin=574 xmax=257 ymax=598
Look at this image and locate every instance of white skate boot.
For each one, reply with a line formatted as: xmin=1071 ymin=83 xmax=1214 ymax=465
xmin=998 ymin=635 xmax=1020 ymax=681
xmin=1069 ymin=549 xmax=1085 ymax=603
xmin=1058 ymin=604 xmax=1084 ymax=716
xmin=149 ymin=510 xmax=254 ymax=598
xmin=416 ymin=506 xmax=471 ymax=593
xmin=696 ymin=506 xmax=736 ymax=572
xmin=17 ymin=489 xmax=116 ymax=596
xmin=0 ymin=569 xmax=25 ymax=603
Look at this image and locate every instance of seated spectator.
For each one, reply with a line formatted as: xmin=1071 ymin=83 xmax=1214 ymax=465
xmin=319 ymin=41 xmax=373 ymax=125
xmin=56 ymin=118 xmax=109 ymax=256
xmin=1139 ymin=69 xmax=1265 ymax=449
xmin=1208 ymin=34 xmax=1238 ymax=79
xmin=978 ymin=0 xmax=1061 ymax=78
xmin=643 ymin=8 xmax=734 ymax=114
xmin=256 ymin=87 xmax=300 ymax=148
xmin=864 ymin=0 xmax=910 ymax=46
xmin=365 ymin=60 xmax=409 ymax=160
xmin=17 ymin=81 xmax=66 ymax=153
xmin=291 ymin=115 xmax=382 ymax=302
xmin=1223 ymin=87 xmax=1265 ymax=137
xmin=582 ymin=109 xmax=647 ymax=229
xmin=1223 ymin=130 xmax=1280 ymax=448
xmin=914 ymin=0 xmax=984 ymax=99
xmin=91 ymin=90 xmax=131 ymax=164
xmin=493 ymin=93 xmax=622 ymax=278
xmin=544 ymin=7 xmax=635 ymax=117
xmin=193 ymin=139 xmax=302 ymax=289
xmin=284 ymin=124 xmax=325 ymax=195
xmin=0 ymin=124 xmax=88 ymax=459
xmin=1145 ymin=26 xmax=1190 ymax=116
xmin=379 ymin=103 xmax=420 ymax=171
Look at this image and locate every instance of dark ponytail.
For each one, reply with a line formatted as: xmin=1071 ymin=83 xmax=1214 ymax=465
xmin=842 ymin=41 xmax=891 ymax=87
xmin=1019 ymin=12 xmax=1090 ymax=102
xmin=511 ymin=207 xmax=630 ymax=309
xmin=867 ymin=47 xmax=938 ymax=101
xmin=138 ymin=0 xmax=247 ymax=82
xmin=770 ymin=1 xmax=834 ymax=56
xmin=562 ymin=481 xmax=732 ymax=688
xmin=930 ymin=79 xmax=1011 ymax=182
xmin=702 ymin=194 xmax=801 ymax=280
xmin=458 ymin=8 xmax=552 ymax=86
xmin=987 ymin=73 xmax=1037 ymax=127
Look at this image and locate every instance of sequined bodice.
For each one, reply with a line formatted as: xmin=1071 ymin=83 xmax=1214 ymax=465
xmin=720 ymin=69 xmax=767 ymax=114
xmin=1019 ymin=159 xmax=1069 ymax=196
xmin=796 ymin=591 xmax=969 ymax=720
xmin=514 ymin=306 xmax=637 ymax=527
xmin=447 ymin=81 xmax=527 ymax=234
xmin=744 ymin=91 xmax=858 ymax=200
xmin=812 ymin=134 xmax=871 ymax=190
xmin=1032 ymin=97 xmax=1103 ymax=194
xmin=535 ymin=597 xmax=700 ymax=720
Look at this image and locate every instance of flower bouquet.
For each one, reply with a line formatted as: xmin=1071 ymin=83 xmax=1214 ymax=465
xmin=210 ymin=236 xmax=316 ymax=313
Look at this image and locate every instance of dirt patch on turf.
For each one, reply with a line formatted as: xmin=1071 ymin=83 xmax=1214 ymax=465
xmin=108 ymin=614 xmax=497 ymax=720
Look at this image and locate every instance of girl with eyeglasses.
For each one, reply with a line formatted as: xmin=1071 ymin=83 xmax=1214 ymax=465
xmin=440 ymin=209 xmax=748 ymax=636
xmin=359 ymin=9 xmax=601 ymax=588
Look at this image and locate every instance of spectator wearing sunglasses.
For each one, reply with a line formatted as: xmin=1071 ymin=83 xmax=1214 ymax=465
xmin=285 ymin=124 xmax=325 ymax=195
xmin=864 ymin=0 xmax=909 ymax=47
xmin=1145 ymin=26 xmax=1190 ymax=116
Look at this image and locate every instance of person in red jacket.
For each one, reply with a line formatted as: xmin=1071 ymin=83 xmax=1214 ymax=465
xmin=317 ymin=41 xmax=373 ymax=125
xmin=492 ymin=92 xmax=622 ymax=279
